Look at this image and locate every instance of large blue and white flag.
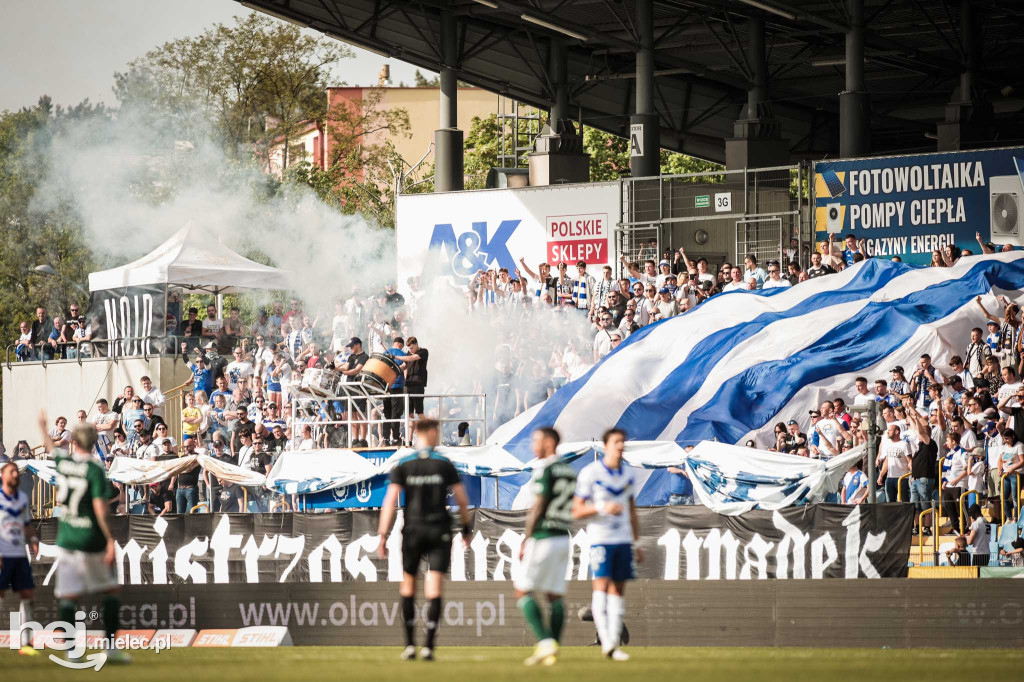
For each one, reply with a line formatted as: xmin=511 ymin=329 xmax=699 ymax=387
xmin=490 ymin=252 xmax=1024 ymax=459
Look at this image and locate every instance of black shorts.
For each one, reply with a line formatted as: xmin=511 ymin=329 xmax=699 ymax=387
xmin=401 ymin=526 xmax=453 ymax=575
xmin=406 ymin=382 xmax=426 ymax=414
xmin=0 ymin=556 xmax=35 ymax=592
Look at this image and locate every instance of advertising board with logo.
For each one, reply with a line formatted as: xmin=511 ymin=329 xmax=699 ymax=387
xmin=814 ymin=147 xmax=1024 ymax=264
xmin=396 ymin=183 xmax=619 ymax=292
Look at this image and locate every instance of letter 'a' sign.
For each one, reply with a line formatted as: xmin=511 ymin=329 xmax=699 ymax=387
xmin=630 ymin=124 xmax=644 ymax=157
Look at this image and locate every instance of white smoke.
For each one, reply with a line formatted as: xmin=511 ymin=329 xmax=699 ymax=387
xmin=30 ymin=102 xmax=598 ymax=430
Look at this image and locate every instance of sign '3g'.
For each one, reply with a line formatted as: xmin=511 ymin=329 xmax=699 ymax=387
xmin=424 ymin=220 xmax=521 ymax=283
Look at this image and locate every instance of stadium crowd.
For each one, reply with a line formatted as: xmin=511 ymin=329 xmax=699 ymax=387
xmin=4 ymin=232 xmax=1022 ymax=564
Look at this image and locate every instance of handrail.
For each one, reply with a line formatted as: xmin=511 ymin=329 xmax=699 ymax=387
xmin=896 ymin=473 xmax=912 ymax=501
xmin=958 ymin=490 xmax=979 ymax=535
xmin=999 ymin=471 xmax=1022 ymax=523
xmin=916 ymin=507 xmax=936 ymax=565
xmin=190 ymin=502 xmax=209 ymax=514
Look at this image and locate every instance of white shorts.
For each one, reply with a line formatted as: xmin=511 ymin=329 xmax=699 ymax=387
xmin=54 ymin=548 xmax=118 ymax=598
xmin=514 ymin=535 xmax=570 ymax=595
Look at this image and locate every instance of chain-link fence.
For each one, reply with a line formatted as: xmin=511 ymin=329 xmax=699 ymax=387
xmin=619 ymin=164 xmax=810 ymax=274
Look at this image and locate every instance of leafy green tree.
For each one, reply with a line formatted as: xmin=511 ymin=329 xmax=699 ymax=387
xmin=113 ymin=13 xmax=351 ymax=162
xmin=413 ymin=70 xmax=439 ymax=87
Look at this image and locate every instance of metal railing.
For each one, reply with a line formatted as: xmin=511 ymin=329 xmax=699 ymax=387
xmin=999 ymin=472 xmax=1021 ymax=523
xmin=916 ymin=504 xmax=938 ymax=565
xmin=958 ymin=489 xmax=981 ymax=536
xmin=291 ymin=392 xmax=488 ymax=450
xmin=6 ymin=335 xmax=189 ymax=369
xmin=618 ymin=164 xmax=808 ymax=277
xmin=163 ymin=376 xmax=195 ymax=452
xmin=896 ymin=473 xmax=912 ymax=501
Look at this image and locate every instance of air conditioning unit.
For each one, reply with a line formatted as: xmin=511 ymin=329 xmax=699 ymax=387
xmin=990 ymin=175 xmax=1024 ymax=246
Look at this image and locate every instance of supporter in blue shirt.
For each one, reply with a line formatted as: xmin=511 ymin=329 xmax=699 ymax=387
xmin=842 ymin=234 xmax=865 ymax=265
xmin=666 ymin=465 xmax=694 ymax=505
xmin=189 ymin=353 xmax=213 ymax=395
xmin=383 ymin=338 xmax=411 ymax=446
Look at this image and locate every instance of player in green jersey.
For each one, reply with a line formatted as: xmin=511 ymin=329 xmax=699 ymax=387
xmin=39 ymin=411 xmax=130 ymax=664
xmin=514 ymin=427 xmax=576 ymax=666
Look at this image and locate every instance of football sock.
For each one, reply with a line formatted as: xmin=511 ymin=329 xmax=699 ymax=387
xmin=424 ymin=597 xmax=442 ymax=649
xmin=401 ymin=596 xmax=416 ymax=647
xmin=549 ymin=598 xmax=565 ymax=643
xmin=19 ymin=599 xmax=33 ymax=646
xmin=517 ymin=595 xmax=549 ymax=642
xmin=591 ymin=591 xmax=610 ymax=651
xmin=606 ymin=594 xmax=624 ymax=648
xmin=58 ymin=600 xmax=77 ymax=649
xmin=102 ymin=595 xmax=120 ymax=640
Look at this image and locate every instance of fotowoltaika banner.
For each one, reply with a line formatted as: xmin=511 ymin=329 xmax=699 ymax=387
xmin=27 ymin=504 xmax=912 ymax=587
xmin=814 ymin=147 xmax=1024 ymax=264
xmin=396 ymin=182 xmax=619 ymax=292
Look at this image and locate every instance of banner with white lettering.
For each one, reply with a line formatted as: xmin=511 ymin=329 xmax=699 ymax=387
xmin=28 ymin=504 xmax=912 ymax=586
xmin=86 ymin=284 xmax=166 ymax=356
xmin=396 ymin=183 xmax=619 ymax=292
xmin=814 ymin=147 xmax=1024 ymax=264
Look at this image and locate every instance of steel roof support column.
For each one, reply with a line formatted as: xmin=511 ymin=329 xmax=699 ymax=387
xmin=435 ymin=2 xmax=463 ymax=191
xmin=548 ymin=38 xmax=569 ymax=126
xmin=937 ymin=0 xmax=985 ymax=151
xmin=840 ymin=0 xmax=869 ymax=157
xmin=726 ymin=16 xmax=787 ymax=169
xmin=630 ymin=0 xmax=660 ymax=178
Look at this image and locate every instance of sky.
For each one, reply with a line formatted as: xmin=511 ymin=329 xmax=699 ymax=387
xmin=0 ymin=0 xmax=424 ymax=112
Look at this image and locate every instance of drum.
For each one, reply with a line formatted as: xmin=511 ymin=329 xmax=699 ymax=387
xmin=315 ymin=369 xmax=339 ymax=396
xmin=300 ymin=368 xmax=323 ymax=393
xmin=359 ymin=353 xmax=401 ymax=394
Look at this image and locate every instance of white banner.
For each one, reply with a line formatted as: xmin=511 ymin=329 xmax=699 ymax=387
xmin=107 ymin=456 xmax=199 ymax=485
xmin=396 ymin=182 xmax=620 ymax=292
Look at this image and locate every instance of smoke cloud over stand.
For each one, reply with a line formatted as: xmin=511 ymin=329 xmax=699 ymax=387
xmin=29 ymin=105 xmax=599 ymax=432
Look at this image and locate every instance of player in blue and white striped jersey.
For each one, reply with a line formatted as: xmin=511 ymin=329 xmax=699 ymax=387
xmin=1 ymin=462 xmax=39 ymax=655
xmin=572 ymin=428 xmax=644 ymax=662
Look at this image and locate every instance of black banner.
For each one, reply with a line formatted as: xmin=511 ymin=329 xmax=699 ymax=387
xmin=29 ymin=504 xmax=913 ymax=587
xmin=87 ymin=284 xmax=166 ymax=356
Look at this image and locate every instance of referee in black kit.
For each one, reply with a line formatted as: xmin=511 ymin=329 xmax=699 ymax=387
xmin=377 ymin=418 xmax=471 ymax=661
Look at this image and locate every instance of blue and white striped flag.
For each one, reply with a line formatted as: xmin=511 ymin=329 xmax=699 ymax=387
xmin=491 ymin=252 xmax=1024 ymax=461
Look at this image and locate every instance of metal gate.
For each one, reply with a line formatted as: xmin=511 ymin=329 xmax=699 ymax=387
xmin=736 ymin=217 xmax=784 ymax=268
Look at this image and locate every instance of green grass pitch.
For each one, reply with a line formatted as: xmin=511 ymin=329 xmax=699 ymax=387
xmin=3 ymin=646 xmax=1022 ymax=681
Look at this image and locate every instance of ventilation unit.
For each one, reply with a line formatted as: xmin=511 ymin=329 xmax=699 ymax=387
xmin=990 ymin=175 xmax=1023 ymax=246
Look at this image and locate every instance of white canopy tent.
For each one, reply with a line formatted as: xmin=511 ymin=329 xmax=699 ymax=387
xmin=88 ymin=222 xmax=291 ymax=293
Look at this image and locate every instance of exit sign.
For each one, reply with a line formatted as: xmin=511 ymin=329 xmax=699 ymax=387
xmin=695 ymin=195 xmax=710 ymax=208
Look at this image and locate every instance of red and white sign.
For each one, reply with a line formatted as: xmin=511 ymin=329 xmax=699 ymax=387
xmin=192 ymin=629 xmax=237 ymax=647
xmin=154 ymin=628 xmax=197 ymax=647
xmin=193 ymin=627 xmax=292 ymax=648
xmin=115 ymin=629 xmax=157 ymax=648
xmin=396 ymin=182 xmax=619 ymax=295
xmin=545 ymin=213 xmax=609 ymax=265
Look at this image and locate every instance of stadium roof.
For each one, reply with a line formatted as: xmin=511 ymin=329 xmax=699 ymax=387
xmin=237 ymin=0 xmax=1024 ymax=163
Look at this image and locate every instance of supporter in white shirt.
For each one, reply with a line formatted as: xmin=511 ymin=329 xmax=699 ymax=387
xmin=653 ymin=289 xmax=679 ymax=320
xmin=620 ymin=256 xmax=658 ymax=287
xmin=593 ymin=314 xmax=618 ymax=362
xmin=138 ymin=375 xmax=166 ymax=416
xmin=877 ymin=424 xmax=913 ymax=502
xmin=852 ymin=376 xmax=874 ymax=407
xmin=225 ymin=347 xmax=255 ymax=391
xmin=722 ymin=268 xmax=747 ymax=293
xmin=654 ymin=260 xmax=674 ymax=288
xmin=946 ymin=355 xmax=975 ymax=390
xmin=762 ymin=261 xmax=792 ymax=289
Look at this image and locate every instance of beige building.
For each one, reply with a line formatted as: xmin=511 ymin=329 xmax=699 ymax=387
xmin=266 ymin=84 xmax=501 ymax=179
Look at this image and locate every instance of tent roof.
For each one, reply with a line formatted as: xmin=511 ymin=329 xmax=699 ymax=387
xmin=88 ymin=222 xmax=291 ymax=293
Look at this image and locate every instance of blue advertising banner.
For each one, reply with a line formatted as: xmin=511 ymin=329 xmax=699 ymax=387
xmin=814 ymin=147 xmax=1024 ymax=264
xmin=301 ymin=447 xmax=485 ymax=509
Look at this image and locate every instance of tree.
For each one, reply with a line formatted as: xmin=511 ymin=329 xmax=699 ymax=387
xmin=413 ymin=70 xmax=439 ymax=87
xmin=283 ymin=88 xmax=417 ymax=229
xmin=0 ymin=97 xmax=101 ymax=402
xmin=113 ymin=14 xmax=351 ymax=162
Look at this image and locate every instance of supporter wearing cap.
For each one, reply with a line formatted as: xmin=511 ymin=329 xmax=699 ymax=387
xmin=762 ymin=260 xmax=792 ymax=289
xmin=653 ymin=287 xmax=679 ymax=321
xmin=655 ymin=259 xmax=673 ymax=288
xmin=889 ymin=366 xmax=910 ymax=398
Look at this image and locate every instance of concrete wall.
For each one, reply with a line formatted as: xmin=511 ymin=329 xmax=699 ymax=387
xmin=2 ymin=356 xmax=192 ymax=447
